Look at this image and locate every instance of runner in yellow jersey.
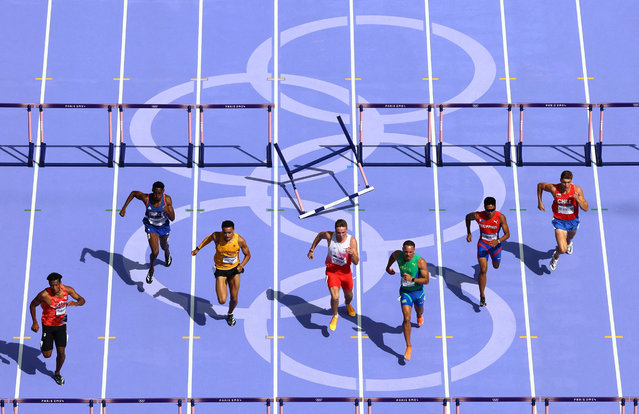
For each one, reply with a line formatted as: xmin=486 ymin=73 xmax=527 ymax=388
xmin=192 ymin=220 xmax=251 ymax=326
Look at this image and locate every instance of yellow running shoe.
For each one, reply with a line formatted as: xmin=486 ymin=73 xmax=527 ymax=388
xmin=417 ymin=316 xmax=424 ymax=327
xmin=329 ymin=315 xmax=338 ymax=331
xmin=346 ymin=304 xmax=356 ymax=317
xmin=404 ymin=345 xmax=412 ymax=361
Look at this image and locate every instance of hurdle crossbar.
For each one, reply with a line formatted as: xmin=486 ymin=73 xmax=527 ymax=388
xmin=197 ymin=104 xmax=272 ymax=168
xmin=274 ymin=115 xmax=374 ymax=219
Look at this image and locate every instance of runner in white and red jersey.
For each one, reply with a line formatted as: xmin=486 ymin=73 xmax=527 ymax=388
xmin=29 ymin=272 xmax=85 ymax=385
xmin=537 ymin=170 xmax=589 ymax=271
xmin=308 ymin=219 xmax=360 ymax=332
xmin=466 ymin=197 xmax=510 ymax=307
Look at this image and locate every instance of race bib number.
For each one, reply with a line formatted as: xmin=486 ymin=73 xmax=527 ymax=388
xmin=401 ymin=279 xmax=415 ymax=288
xmin=331 ymin=254 xmax=347 ymax=266
xmin=481 ymin=233 xmax=498 ymax=241
xmin=222 ymin=255 xmax=237 ymax=264
xmin=55 ymin=305 xmax=67 ymax=316
xmin=558 ymin=204 xmax=574 ymax=215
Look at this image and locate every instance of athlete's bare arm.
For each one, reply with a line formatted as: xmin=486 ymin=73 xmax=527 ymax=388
xmin=237 ymin=236 xmax=251 ymax=273
xmin=163 ymin=194 xmax=176 ymax=221
xmin=119 ymin=191 xmax=147 ymax=217
xmin=347 ymin=237 xmax=360 ymax=265
xmin=29 ymin=290 xmax=49 ymax=333
xmin=415 ymin=257 xmax=430 ymax=284
xmin=307 ymin=231 xmax=332 ymax=260
xmin=192 ymin=232 xmax=217 ymax=256
xmin=465 ymin=212 xmax=479 ymax=242
xmin=385 ymin=250 xmax=400 ymax=274
xmin=65 ymin=286 xmax=86 ymax=307
xmin=574 ymin=185 xmax=589 ymax=211
xmin=490 ymin=214 xmax=511 ymax=247
xmin=537 ymin=182 xmax=555 ymax=211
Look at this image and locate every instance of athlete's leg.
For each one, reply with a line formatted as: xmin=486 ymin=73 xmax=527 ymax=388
xmin=42 ymin=349 xmax=53 ymax=358
xmin=402 ymin=304 xmax=413 ymax=359
xmin=554 ymin=228 xmax=568 ymax=257
xmin=566 ymin=229 xmax=577 ymax=244
xmin=477 ymin=256 xmax=488 ymax=299
xmin=227 ymin=274 xmax=241 ymax=314
xmin=343 ymin=289 xmax=353 ymax=305
xmin=329 ymin=286 xmax=340 ymax=316
xmin=147 ymin=233 xmax=160 ymax=270
xmin=160 ymin=235 xmax=171 ymax=266
xmin=216 ymin=276 xmax=228 ymax=304
xmin=54 ymin=346 xmax=65 ymax=376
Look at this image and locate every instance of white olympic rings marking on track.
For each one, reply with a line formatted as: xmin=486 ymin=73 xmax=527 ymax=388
xmin=124 ymin=15 xmax=514 ymax=391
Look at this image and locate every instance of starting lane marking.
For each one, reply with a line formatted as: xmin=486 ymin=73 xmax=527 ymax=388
xmin=578 ymin=77 xmax=594 ymax=80
xmin=351 ymin=336 xmax=369 ymax=339
xmin=183 ymin=336 xmax=200 ymax=339
xmin=190 ymin=78 xmax=207 ymax=81
xmin=345 ymin=77 xmax=361 ymax=80
xmin=499 ymin=77 xmax=516 ymax=80
xmin=519 ymin=336 xmax=538 ymax=339
xmin=113 ymin=78 xmax=130 ymax=80
xmin=268 ymin=77 xmax=285 ymax=81
xmin=422 ymin=77 xmax=439 ymax=80
xmin=267 ymin=336 xmax=285 ymax=339
xmin=35 ymin=77 xmax=52 ymax=80
xmin=13 ymin=337 xmax=31 ymax=340
xmin=436 ymin=336 xmax=454 ymax=339
xmin=98 ymin=337 xmax=116 ymax=339
xmin=24 ymin=209 xmax=41 ymax=211
xmin=605 ymin=336 xmax=623 ymax=339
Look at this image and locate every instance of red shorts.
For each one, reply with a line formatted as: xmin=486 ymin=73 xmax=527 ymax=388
xmin=326 ymin=264 xmax=353 ymax=291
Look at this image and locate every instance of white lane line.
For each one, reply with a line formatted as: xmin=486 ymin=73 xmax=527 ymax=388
xmin=499 ymin=0 xmax=537 ymax=398
xmin=424 ymin=0 xmax=450 ymax=399
xmin=14 ymin=0 xmax=53 ymax=399
xmin=348 ymin=0 xmax=364 ymax=402
xmin=575 ymin=0 xmax=622 ymax=398
xmin=272 ymin=0 xmax=280 ymax=401
xmin=101 ymin=0 xmax=129 ymax=399
xmin=187 ymin=0 xmax=204 ymax=400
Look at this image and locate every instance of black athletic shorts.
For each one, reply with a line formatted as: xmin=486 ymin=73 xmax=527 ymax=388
xmin=41 ymin=324 xmax=67 ymax=351
xmin=214 ymin=266 xmax=243 ymax=278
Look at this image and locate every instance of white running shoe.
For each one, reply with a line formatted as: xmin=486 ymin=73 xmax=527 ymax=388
xmin=566 ymin=242 xmax=573 ymax=255
xmin=549 ymin=252 xmax=558 ymax=271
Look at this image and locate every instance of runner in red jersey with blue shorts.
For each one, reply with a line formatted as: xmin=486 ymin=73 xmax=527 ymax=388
xmin=466 ymin=197 xmax=510 ymax=307
xmin=29 ymin=272 xmax=85 ymax=385
xmin=537 ymin=170 xmax=589 ymax=271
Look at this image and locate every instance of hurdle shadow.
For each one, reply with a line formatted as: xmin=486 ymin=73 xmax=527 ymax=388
xmin=0 ymin=340 xmax=53 ymax=377
xmin=501 ymin=241 xmax=553 ymax=275
xmin=267 ymin=289 xmax=407 ymax=365
xmin=429 ymin=264 xmax=481 ymax=313
xmin=80 ymin=248 xmax=224 ymax=325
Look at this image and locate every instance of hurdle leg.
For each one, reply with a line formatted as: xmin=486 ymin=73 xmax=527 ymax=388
xmin=273 ymin=143 xmax=305 ymax=213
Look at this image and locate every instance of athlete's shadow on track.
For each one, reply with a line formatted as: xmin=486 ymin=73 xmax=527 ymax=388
xmin=267 ymin=289 xmax=408 ymax=365
xmin=80 ymin=248 xmax=224 ymax=325
xmin=0 ymin=340 xmax=53 ymax=377
xmin=501 ymin=241 xmax=553 ymax=275
xmin=428 ymin=263 xmax=481 ymax=312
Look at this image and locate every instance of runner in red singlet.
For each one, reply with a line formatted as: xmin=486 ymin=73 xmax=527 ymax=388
xmin=308 ymin=219 xmax=360 ymax=332
xmin=537 ymin=170 xmax=589 ymax=271
xmin=29 ymin=272 xmax=85 ymax=385
xmin=465 ymin=196 xmax=510 ymax=307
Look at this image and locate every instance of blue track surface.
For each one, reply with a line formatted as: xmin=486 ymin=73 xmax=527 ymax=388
xmin=2 ymin=1 xmax=638 ymax=413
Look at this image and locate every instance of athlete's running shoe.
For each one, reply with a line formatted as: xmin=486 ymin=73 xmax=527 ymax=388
xmin=549 ymin=252 xmax=558 ymax=271
xmin=329 ymin=315 xmax=338 ymax=331
xmin=346 ymin=304 xmax=356 ymax=317
xmin=226 ymin=313 xmax=236 ymax=326
xmin=417 ymin=316 xmax=424 ymax=327
xmin=404 ymin=346 xmax=412 ymax=361
xmin=165 ymin=253 xmax=172 ymax=267
xmin=54 ymin=374 xmax=65 ymax=385
xmin=146 ymin=269 xmax=154 ymax=284
xmin=566 ymin=242 xmax=573 ymax=255
xmin=480 ymin=297 xmax=487 ymax=307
